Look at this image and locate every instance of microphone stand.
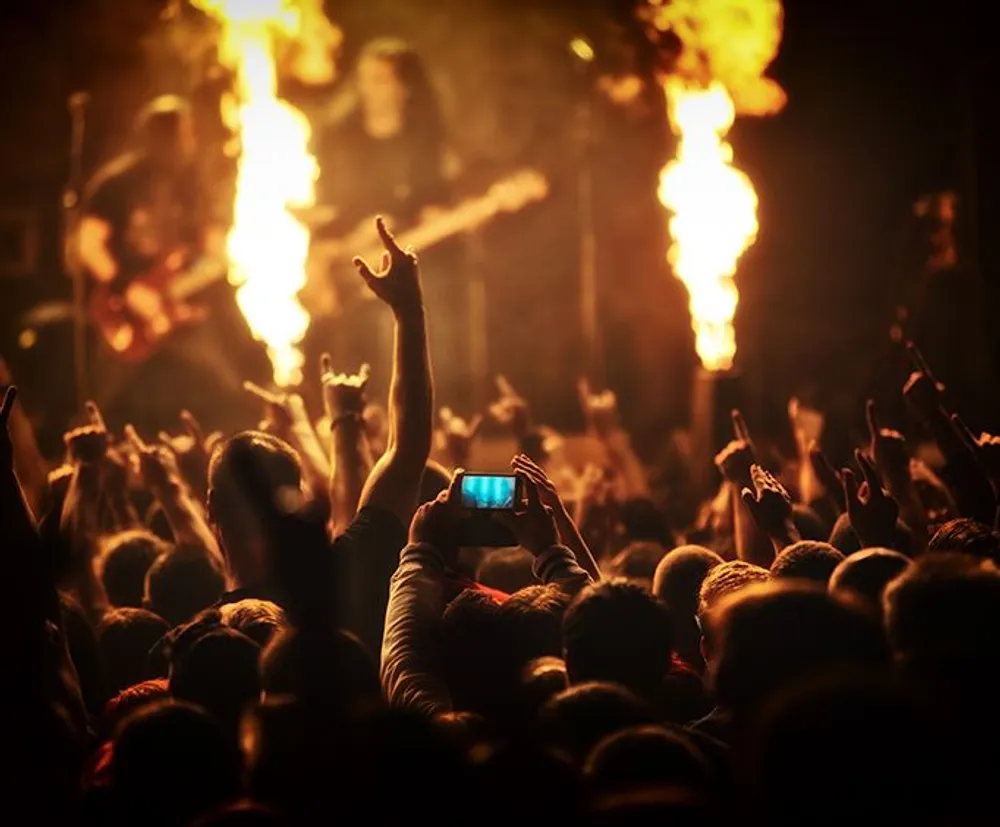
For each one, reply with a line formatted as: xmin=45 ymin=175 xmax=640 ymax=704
xmin=571 ymin=38 xmax=605 ymax=388
xmin=64 ymin=92 xmax=89 ymax=409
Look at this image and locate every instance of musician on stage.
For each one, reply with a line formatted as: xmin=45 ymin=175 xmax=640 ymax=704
xmin=78 ymin=95 xmax=257 ymax=433
xmin=311 ymin=38 xmax=468 ymax=405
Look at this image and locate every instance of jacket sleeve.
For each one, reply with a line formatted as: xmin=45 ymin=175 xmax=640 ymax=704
xmin=380 ymin=542 xmax=452 ymax=717
xmin=532 ymin=544 xmax=594 ymax=596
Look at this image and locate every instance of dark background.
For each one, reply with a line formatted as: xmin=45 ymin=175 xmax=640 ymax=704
xmin=0 ymin=0 xmax=995 ymax=456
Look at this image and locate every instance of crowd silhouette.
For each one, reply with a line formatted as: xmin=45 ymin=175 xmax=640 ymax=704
xmin=3 ymin=216 xmax=999 ymax=826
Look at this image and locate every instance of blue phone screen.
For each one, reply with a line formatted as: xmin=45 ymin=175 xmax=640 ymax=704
xmin=461 ymin=474 xmax=516 ymax=510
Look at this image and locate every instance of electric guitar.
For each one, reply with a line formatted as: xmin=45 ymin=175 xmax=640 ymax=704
xmin=302 ymin=168 xmax=549 ymax=315
xmin=87 ymin=251 xmax=229 ymax=363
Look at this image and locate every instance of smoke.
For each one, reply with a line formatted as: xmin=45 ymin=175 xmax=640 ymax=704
xmin=640 ymin=0 xmax=787 ymax=116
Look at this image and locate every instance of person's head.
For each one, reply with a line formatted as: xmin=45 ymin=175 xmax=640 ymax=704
xmin=111 ymin=700 xmax=241 ymax=827
xmin=189 ymin=801 xmax=288 ymax=827
xmin=696 ymin=560 xmax=770 ymax=662
xmin=169 ymin=627 xmax=261 ymax=733
xmin=98 ymin=529 xmax=171 ymax=608
xmin=97 ymin=608 xmax=170 ymax=696
xmin=829 ymin=548 xmax=911 ymax=619
xmin=99 ymin=678 xmax=170 ymax=742
xmin=440 ymin=585 xmax=568 ymax=721
xmin=769 ymin=541 xmax=845 ymax=586
xmin=584 ymin=725 xmax=713 ymax=795
xmin=709 ymin=582 xmax=888 ymax=724
xmin=926 ymin=518 xmax=1000 ymax=564
xmin=539 ymin=682 xmax=658 ymax=764
xmin=475 ymin=547 xmax=535 ymax=594
xmin=829 ymin=512 xmax=917 ymax=557
xmin=219 ymin=598 xmax=287 ymax=649
xmin=144 ymin=546 xmax=226 ymax=627
xmin=260 ymin=626 xmax=380 ymax=712
xmin=883 ymin=552 xmax=1000 ymax=700
xmin=604 ymin=541 xmax=668 ymax=588
xmin=743 ymin=672 xmax=951 ymax=825
xmin=357 ymin=37 xmax=441 ymax=141
xmin=518 ymin=656 xmax=570 ymax=721
xmin=207 ymin=431 xmax=303 ymax=587
xmin=652 ymin=545 xmax=723 ymax=671
xmin=563 ymin=579 xmax=672 ymax=703
xmin=135 ymin=95 xmax=196 ymax=168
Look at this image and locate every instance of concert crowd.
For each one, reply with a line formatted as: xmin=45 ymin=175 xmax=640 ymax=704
xmin=4 ymin=202 xmax=1000 ymax=825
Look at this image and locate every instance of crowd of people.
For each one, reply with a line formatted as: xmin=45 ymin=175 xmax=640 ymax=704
xmin=4 ymin=216 xmax=1000 ymax=826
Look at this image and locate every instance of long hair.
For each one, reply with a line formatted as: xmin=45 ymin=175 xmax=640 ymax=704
xmin=356 ymin=37 xmax=445 ymax=159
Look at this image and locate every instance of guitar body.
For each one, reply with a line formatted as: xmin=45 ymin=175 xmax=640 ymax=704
xmin=88 ymin=251 xmax=212 ymax=363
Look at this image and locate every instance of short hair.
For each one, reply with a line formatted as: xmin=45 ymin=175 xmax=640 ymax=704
xmin=769 ymin=541 xmax=845 ymax=586
xmin=261 ymin=626 xmax=380 ymax=709
xmin=563 ymin=579 xmax=672 ymax=702
xmin=604 ymin=541 xmax=668 ymax=586
xmin=144 ymin=547 xmax=226 ymax=628
xmin=99 ymin=679 xmax=170 ymax=742
xmin=539 ymin=682 xmax=658 ymax=764
xmin=711 ymin=582 xmax=888 ymax=720
xmin=883 ymin=552 xmax=1000 ymax=670
xmin=475 ymin=548 xmax=535 ymax=595
xmin=829 ymin=548 xmax=911 ymax=616
xmin=697 ymin=560 xmax=770 ymax=624
xmin=207 ymin=430 xmax=303 ymax=541
xmin=926 ymin=518 xmax=1000 ymax=564
xmin=97 ymin=608 xmax=170 ymax=696
xmin=653 ymin=545 xmax=724 ymax=615
xmin=584 ymin=725 xmax=713 ymax=793
xmin=111 ymin=700 xmax=241 ymax=827
xmin=440 ymin=585 xmax=569 ymax=721
xmin=219 ymin=598 xmax=287 ymax=648
xmin=653 ymin=545 xmax=723 ymax=672
xmin=98 ymin=530 xmax=171 ymax=608
xmin=169 ymin=627 xmax=261 ymax=731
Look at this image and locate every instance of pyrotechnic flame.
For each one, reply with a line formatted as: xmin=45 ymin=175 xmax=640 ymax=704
xmin=643 ymin=0 xmax=786 ymax=372
xmin=194 ymin=0 xmax=338 ymax=386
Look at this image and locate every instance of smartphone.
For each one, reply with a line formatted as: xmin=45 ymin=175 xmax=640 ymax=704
xmin=460 ymin=473 xmax=519 ymax=511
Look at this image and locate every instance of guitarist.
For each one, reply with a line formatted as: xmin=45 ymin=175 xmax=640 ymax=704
xmin=312 ymin=38 xmax=468 ymax=404
xmin=78 ymin=95 xmax=253 ymax=433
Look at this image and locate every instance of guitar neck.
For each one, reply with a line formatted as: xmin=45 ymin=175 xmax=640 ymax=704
xmin=167 ymin=259 xmax=228 ymax=301
xmin=389 ymin=195 xmax=497 ymax=253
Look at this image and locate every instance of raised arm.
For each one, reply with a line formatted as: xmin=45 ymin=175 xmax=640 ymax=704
xmin=354 ymin=217 xmax=433 ymax=527
xmin=321 ymin=355 xmax=374 ymax=530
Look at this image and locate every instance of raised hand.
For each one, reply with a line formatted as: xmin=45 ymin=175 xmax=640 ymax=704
xmin=902 ymin=341 xmax=945 ymax=415
xmin=865 ymin=399 xmax=909 ymax=481
xmin=578 ymin=378 xmax=620 ymax=440
xmin=495 ymin=473 xmax=559 ymax=557
xmin=243 ymin=381 xmax=295 ymax=438
xmin=320 ymin=353 xmax=371 ymax=421
xmin=353 ymin=216 xmax=422 ymax=314
xmin=952 ymin=414 xmax=1000 ymax=493
xmin=715 ymin=409 xmax=758 ymax=487
xmin=741 ymin=463 xmax=796 ymax=546
xmin=0 ymin=385 xmax=16 ymax=470
xmin=408 ymin=472 xmax=463 ymax=566
xmin=788 ymin=397 xmax=823 ymax=454
xmin=125 ymin=424 xmax=180 ymax=490
xmin=489 ymin=374 xmax=531 ymax=439
xmin=158 ymin=409 xmax=221 ymax=498
xmin=435 ymin=407 xmax=483 ymax=469
xmin=808 ymin=442 xmax=845 ymax=512
xmin=64 ymin=400 xmax=110 ymax=465
xmin=842 ymin=450 xmax=899 ymax=548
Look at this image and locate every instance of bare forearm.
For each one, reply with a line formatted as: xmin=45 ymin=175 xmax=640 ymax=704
xmin=391 ymin=310 xmax=433 ymax=465
xmin=733 ymin=488 xmax=776 ymax=568
xmin=330 ymin=420 xmax=372 ymax=527
xmin=152 ymin=481 xmax=223 ymax=565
